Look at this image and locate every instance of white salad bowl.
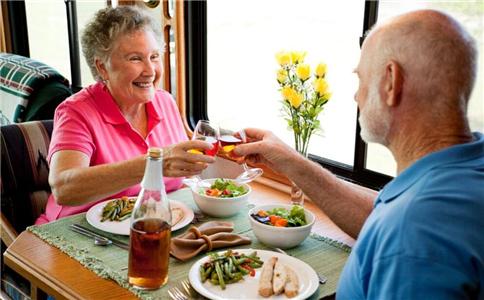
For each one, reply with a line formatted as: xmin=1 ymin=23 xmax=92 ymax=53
xmin=191 ymin=178 xmax=251 ymax=217
xmin=248 ymin=204 xmax=315 ymax=249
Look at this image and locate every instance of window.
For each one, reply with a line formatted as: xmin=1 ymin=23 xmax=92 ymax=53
xmin=206 ymin=0 xmax=365 ymax=167
xmin=25 ymin=0 xmax=71 ymax=82
xmin=191 ymin=0 xmax=390 ymax=188
xmin=76 ymin=1 xmax=106 ymax=86
xmin=187 ymin=0 xmax=483 ymax=189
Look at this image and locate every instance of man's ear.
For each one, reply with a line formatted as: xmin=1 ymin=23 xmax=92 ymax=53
xmin=383 ymin=60 xmax=403 ymax=107
xmin=95 ymin=58 xmax=109 ymax=81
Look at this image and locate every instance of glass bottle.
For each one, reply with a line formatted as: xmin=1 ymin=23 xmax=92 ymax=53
xmin=128 ymin=148 xmax=172 ymax=289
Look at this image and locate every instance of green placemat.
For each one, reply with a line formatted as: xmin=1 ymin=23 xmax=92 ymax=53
xmin=28 ymin=188 xmax=350 ymax=299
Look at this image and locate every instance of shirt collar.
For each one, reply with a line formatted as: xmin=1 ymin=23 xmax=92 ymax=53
xmin=89 ymin=81 xmax=163 ymax=126
xmin=376 ymin=132 xmax=484 ymax=205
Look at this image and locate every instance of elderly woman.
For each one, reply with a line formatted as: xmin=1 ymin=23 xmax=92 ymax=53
xmin=35 ymin=6 xmax=214 ymax=224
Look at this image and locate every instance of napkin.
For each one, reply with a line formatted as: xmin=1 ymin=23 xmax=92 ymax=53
xmin=170 ymin=221 xmax=251 ymax=261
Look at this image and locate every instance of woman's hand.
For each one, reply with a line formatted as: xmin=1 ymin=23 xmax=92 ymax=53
xmin=162 ymin=140 xmax=216 ymax=177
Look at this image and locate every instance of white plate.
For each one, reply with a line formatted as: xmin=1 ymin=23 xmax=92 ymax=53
xmin=86 ymin=198 xmax=194 ymax=235
xmin=188 ymin=249 xmax=319 ymax=300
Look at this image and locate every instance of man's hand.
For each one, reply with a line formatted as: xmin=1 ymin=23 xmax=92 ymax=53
xmin=234 ymin=128 xmax=301 ymax=174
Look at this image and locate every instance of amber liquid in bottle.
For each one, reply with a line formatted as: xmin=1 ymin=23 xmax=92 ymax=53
xmin=128 ymin=148 xmax=172 ymax=290
xmin=128 ymin=218 xmax=171 ymax=289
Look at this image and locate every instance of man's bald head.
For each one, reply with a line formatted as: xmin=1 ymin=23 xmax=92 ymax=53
xmin=366 ymin=9 xmax=477 ymax=112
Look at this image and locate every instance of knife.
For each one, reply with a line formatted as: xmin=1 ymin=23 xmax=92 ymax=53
xmin=70 ymin=224 xmax=130 ymax=250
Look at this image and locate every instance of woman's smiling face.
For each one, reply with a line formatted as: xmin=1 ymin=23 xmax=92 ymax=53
xmin=97 ymin=29 xmax=163 ymax=106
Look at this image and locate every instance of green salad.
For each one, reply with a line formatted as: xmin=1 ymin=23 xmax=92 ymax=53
xmin=200 ymin=178 xmax=248 ymax=198
xmin=251 ymin=205 xmax=307 ymax=227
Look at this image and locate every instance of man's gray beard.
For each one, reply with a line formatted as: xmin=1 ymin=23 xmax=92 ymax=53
xmin=358 ymin=82 xmax=391 ymax=146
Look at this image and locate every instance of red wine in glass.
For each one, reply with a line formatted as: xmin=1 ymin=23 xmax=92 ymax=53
xmin=219 ymin=135 xmax=242 ymax=159
xmin=189 ymin=120 xmax=220 ymax=156
xmin=202 ymin=136 xmax=219 ymax=156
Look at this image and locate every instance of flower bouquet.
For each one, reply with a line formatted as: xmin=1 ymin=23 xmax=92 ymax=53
xmin=276 ymin=51 xmax=332 ymax=205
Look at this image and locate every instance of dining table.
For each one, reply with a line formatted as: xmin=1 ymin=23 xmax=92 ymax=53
xmin=4 ymin=179 xmax=355 ymax=300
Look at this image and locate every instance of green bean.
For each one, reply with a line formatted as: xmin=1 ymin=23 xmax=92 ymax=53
xmin=201 ymin=250 xmax=263 ymax=290
xmin=215 ymin=261 xmax=225 ymax=290
xmin=246 ymin=256 xmax=264 ymax=265
xmin=118 ymin=214 xmax=130 ymax=221
xmin=228 ymin=257 xmax=234 ymax=273
xmin=227 ymin=274 xmax=243 ymax=284
xmin=224 ymin=262 xmax=234 ymax=279
xmin=205 ymin=266 xmax=212 ymax=278
xmin=200 ymin=265 xmax=208 ymax=282
xmin=230 ymin=255 xmax=239 ymax=266
xmin=211 ymin=271 xmax=218 ymax=281
xmin=248 ymin=261 xmax=262 ymax=268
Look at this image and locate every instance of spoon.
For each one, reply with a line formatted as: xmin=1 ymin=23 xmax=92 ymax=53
xmin=93 ymin=236 xmax=112 ymax=246
xmin=70 ymin=225 xmax=113 ymax=246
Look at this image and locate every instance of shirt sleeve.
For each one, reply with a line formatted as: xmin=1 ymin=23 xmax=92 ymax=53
xmin=366 ymin=254 xmax=478 ymax=299
xmin=48 ymin=101 xmax=95 ymax=162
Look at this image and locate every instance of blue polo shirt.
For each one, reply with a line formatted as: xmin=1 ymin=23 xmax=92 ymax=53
xmin=337 ymin=132 xmax=484 ymax=300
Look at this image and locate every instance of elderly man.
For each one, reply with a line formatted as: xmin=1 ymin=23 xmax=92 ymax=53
xmin=235 ymin=10 xmax=483 ymax=299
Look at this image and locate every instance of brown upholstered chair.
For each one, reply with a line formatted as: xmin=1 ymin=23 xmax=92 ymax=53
xmin=0 ymin=120 xmax=53 ymax=242
xmin=1 ymin=120 xmax=53 ymax=299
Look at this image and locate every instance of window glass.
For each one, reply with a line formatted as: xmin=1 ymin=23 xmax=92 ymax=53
xmin=25 ymin=0 xmax=71 ymax=81
xmin=169 ymin=27 xmax=177 ymax=99
xmin=368 ymin=0 xmax=484 ymax=176
xmin=76 ymin=0 xmax=107 ymax=86
xmin=207 ymin=0 xmax=364 ymax=166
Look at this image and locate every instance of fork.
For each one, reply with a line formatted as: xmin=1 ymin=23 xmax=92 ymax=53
xmin=167 ymin=286 xmax=188 ymax=300
xmin=181 ymin=279 xmax=193 ymax=296
xmin=181 ymin=279 xmax=208 ymax=299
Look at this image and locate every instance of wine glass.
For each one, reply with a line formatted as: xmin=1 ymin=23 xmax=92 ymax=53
xmin=183 ymin=120 xmax=219 ymax=189
xmin=190 ymin=120 xmax=220 ymax=156
xmin=219 ymin=129 xmax=263 ymax=184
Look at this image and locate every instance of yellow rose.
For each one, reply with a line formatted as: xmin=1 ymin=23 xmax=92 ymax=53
xmin=296 ymin=64 xmax=311 ymax=81
xmin=289 ymin=91 xmax=303 ymax=108
xmin=315 ymin=63 xmax=327 ymax=78
xmin=281 ymin=86 xmax=295 ymax=100
xmin=277 ymin=69 xmax=287 ymax=83
xmin=275 ymin=51 xmax=291 ymax=66
xmin=281 ymin=86 xmax=303 ymax=109
xmin=313 ymin=78 xmax=329 ymax=95
xmin=290 ymin=51 xmax=306 ymax=64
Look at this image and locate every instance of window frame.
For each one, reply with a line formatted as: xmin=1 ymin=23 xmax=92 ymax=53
xmin=184 ymin=0 xmax=393 ymax=190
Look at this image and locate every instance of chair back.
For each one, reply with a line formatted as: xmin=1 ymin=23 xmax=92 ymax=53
xmin=0 ymin=53 xmax=72 ymax=123
xmin=1 ymin=120 xmax=53 ymax=244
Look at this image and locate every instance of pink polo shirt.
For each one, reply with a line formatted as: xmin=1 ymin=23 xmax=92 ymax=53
xmin=35 ymin=82 xmax=187 ymax=224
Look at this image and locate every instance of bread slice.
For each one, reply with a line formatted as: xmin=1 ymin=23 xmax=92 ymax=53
xmin=171 ymin=207 xmax=184 ymax=226
xmin=272 ymin=260 xmax=287 ymax=295
xmin=284 ymin=265 xmax=299 ymax=298
xmin=258 ymin=257 xmax=277 ymax=297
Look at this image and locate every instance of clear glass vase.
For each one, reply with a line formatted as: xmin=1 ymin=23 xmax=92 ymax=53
xmin=290 ymin=149 xmax=308 ymax=206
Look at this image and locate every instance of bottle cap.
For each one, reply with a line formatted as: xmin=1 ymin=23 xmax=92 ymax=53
xmin=148 ymin=147 xmax=162 ymax=159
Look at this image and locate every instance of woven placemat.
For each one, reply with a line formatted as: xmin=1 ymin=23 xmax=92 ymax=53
xmin=28 ymin=188 xmax=350 ymax=299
